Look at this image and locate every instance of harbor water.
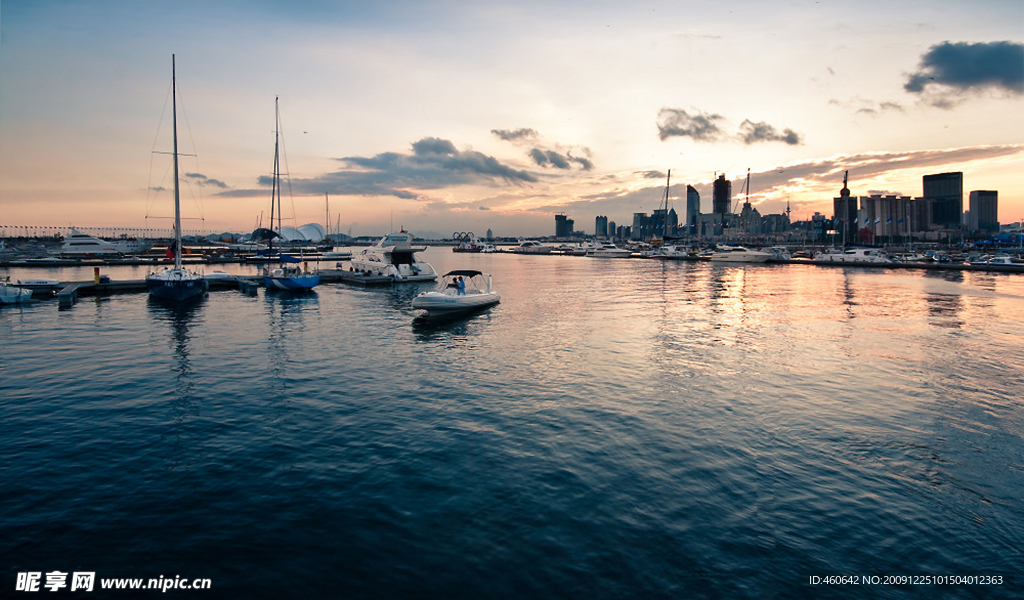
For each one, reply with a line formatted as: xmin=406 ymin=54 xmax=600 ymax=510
xmin=2 ymin=249 xmax=1022 ymax=598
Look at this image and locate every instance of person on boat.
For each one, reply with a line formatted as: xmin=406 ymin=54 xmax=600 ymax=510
xmin=457 ymin=277 xmax=465 ymax=295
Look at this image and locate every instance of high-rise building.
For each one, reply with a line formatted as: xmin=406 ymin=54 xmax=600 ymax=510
xmin=595 ymin=215 xmax=609 ymax=238
xmin=686 ymin=184 xmax=700 ymax=226
xmin=555 ymin=214 xmax=573 ymax=238
xmin=969 ymin=190 xmax=998 ymax=233
xmin=712 ymin=174 xmax=731 ymax=215
xmin=923 ymin=172 xmax=963 ymax=229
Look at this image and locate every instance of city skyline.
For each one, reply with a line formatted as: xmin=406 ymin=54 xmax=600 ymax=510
xmin=1 ymin=0 xmax=1022 ymax=237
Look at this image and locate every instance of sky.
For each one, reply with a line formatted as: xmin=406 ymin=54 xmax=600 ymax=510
xmin=1 ymin=0 xmax=1022 ymax=238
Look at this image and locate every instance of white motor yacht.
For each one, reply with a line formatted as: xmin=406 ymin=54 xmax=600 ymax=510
xmin=708 ymin=245 xmax=773 ymax=263
xmin=60 ymin=229 xmax=152 ymax=256
xmin=511 ymin=240 xmax=552 ymax=254
xmin=350 ymin=230 xmax=438 ymax=281
xmin=585 ymin=243 xmax=632 ymax=258
xmin=814 ymin=248 xmax=892 ymax=264
xmin=412 ymin=270 xmax=500 ymax=316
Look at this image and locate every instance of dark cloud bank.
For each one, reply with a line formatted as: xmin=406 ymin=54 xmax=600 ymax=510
xmin=905 ymin=41 xmax=1024 ymax=96
xmin=492 ymin=128 xmax=594 ymax=172
xmin=219 ymin=136 xmax=537 ymax=200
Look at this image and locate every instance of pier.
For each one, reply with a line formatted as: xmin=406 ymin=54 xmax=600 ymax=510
xmin=41 ymin=268 xmax=416 ymax=309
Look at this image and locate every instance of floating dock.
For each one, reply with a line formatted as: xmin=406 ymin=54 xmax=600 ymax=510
xmin=44 ymin=269 xmax=424 ymax=309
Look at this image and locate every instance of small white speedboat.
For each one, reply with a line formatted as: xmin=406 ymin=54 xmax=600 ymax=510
xmin=412 ymin=270 xmax=500 ymax=316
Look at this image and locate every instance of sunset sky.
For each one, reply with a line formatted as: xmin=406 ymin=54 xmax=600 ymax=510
xmin=1 ymin=0 xmax=1022 ymax=237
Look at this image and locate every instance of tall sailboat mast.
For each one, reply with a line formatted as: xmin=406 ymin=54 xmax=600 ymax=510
xmin=270 ymin=96 xmax=281 ymax=253
xmin=171 ymin=54 xmax=182 ymax=271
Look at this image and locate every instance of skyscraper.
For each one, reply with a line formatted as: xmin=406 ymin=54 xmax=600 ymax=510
xmin=969 ymin=190 xmax=998 ymax=233
xmin=555 ymin=214 xmax=573 ymax=238
xmin=595 ymin=215 xmax=609 ymax=237
xmin=712 ymin=174 xmax=731 ymax=215
xmin=923 ymin=172 xmax=963 ymax=229
xmin=686 ymin=185 xmax=700 ymax=226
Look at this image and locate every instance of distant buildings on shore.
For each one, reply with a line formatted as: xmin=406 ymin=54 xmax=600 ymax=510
xmin=830 ymin=171 xmax=1000 ymax=245
xmin=554 ymin=169 xmax=1005 ymax=245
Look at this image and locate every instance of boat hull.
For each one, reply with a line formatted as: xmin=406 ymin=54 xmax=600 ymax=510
xmin=146 ymin=276 xmax=208 ymax=301
xmin=1 ymin=285 xmax=33 ymax=304
xmin=709 ymin=254 xmax=772 ymax=263
xmin=263 ymin=275 xmax=320 ymax=291
xmin=412 ymin=292 xmax=500 ymax=315
xmin=586 ymin=250 xmax=632 ymax=258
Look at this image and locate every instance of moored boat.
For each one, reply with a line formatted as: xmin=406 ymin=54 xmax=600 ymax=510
xmin=350 ymin=230 xmax=437 ymax=281
xmin=765 ymin=246 xmax=792 ymax=262
xmin=59 ymin=229 xmax=152 ymax=257
xmin=511 ymin=240 xmax=552 ymax=254
xmin=585 ymin=243 xmax=632 ymax=258
xmin=1 ymin=278 xmax=34 ymax=304
xmin=260 ymin=98 xmax=319 ymax=292
xmin=972 ymin=254 xmax=1024 ymax=268
xmin=11 ymin=278 xmax=61 ymax=295
xmin=145 ymin=55 xmax=208 ymax=302
xmin=708 ymin=245 xmax=773 ymax=263
xmin=813 ymin=247 xmax=892 ymax=264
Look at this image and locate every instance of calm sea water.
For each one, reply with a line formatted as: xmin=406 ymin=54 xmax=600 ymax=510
xmin=2 ymin=249 xmax=1022 ymax=598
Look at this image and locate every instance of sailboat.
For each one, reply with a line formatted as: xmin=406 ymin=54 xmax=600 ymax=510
xmin=146 ymin=55 xmax=209 ymax=302
xmin=261 ymin=97 xmax=320 ymax=292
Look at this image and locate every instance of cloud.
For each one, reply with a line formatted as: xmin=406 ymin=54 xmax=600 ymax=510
xmin=657 ymin=108 xmax=726 ymax=142
xmin=905 ymin=41 xmax=1024 ymax=105
xmin=738 ymin=120 xmax=803 ymax=145
xmin=217 ymin=136 xmax=537 ymax=200
xmin=492 ymin=128 xmax=539 ymax=142
xmin=658 ymin=108 xmax=802 ymax=145
xmin=529 ymin=148 xmax=569 ymax=169
xmin=185 ymin=172 xmax=228 ymax=188
xmin=529 ymin=147 xmax=594 ymax=171
xmin=495 ymin=128 xmax=594 ymax=171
